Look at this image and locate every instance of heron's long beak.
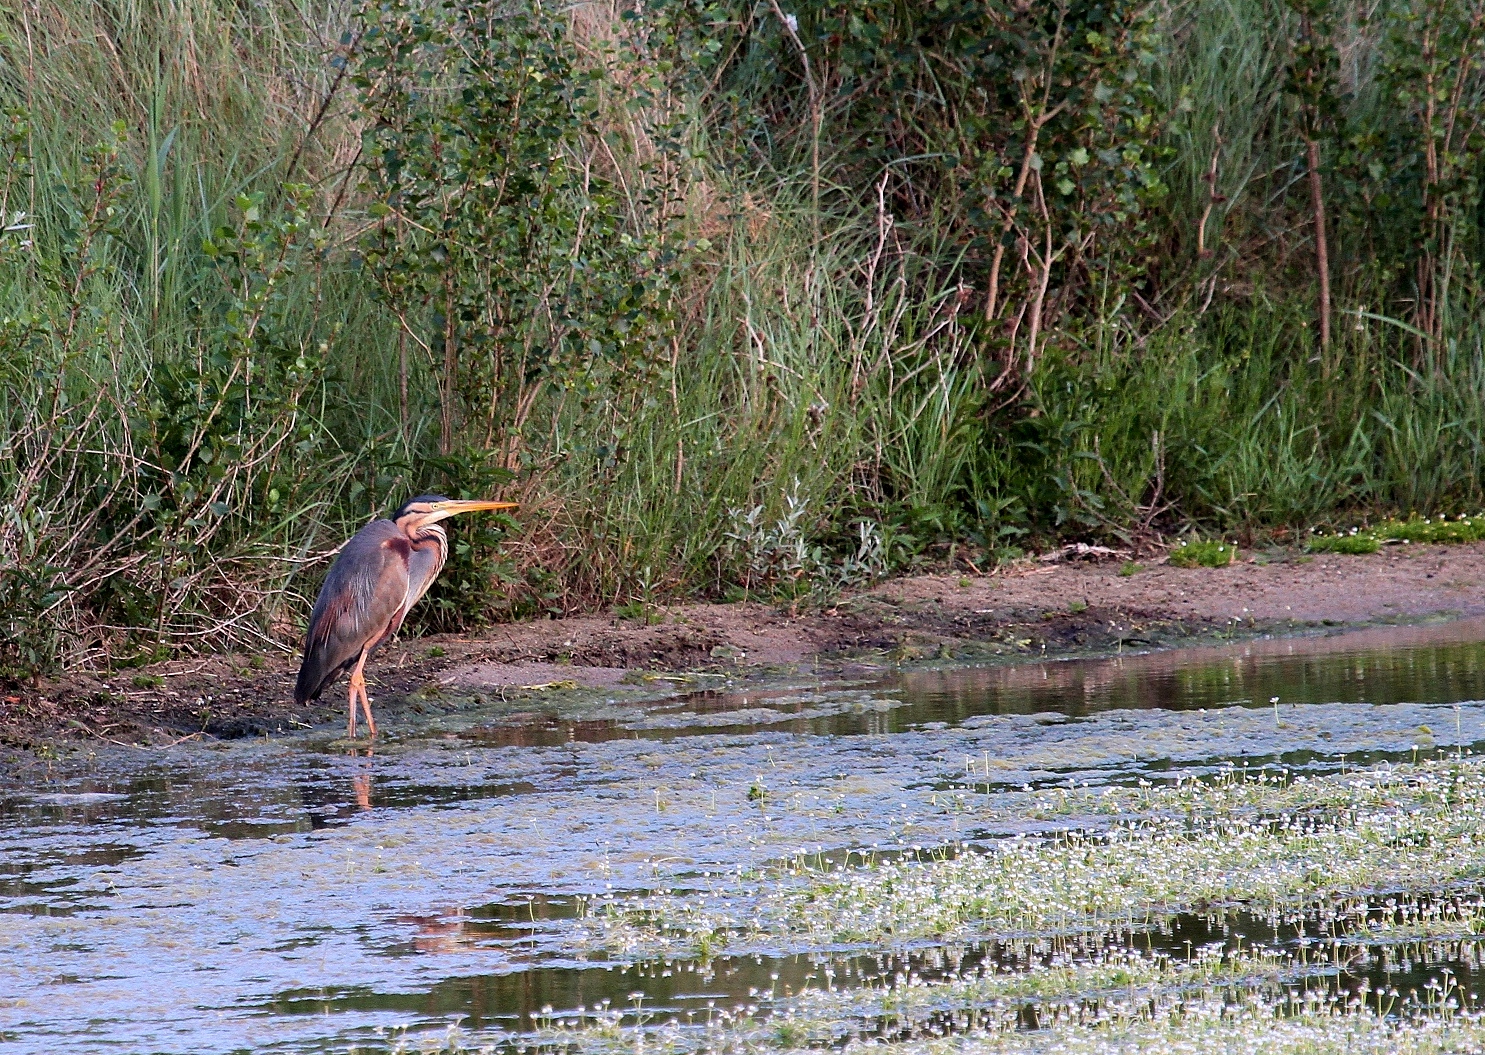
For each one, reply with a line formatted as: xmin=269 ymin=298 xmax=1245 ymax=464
xmin=425 ymin=499 xmax=519 ymax=524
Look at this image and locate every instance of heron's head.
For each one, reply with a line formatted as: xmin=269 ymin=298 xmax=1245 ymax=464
xmin=391 ymin=494 xmax=518 ymax=535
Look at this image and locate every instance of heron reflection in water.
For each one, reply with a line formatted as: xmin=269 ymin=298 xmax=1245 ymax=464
xmin=352 ymin=747 xmax=373 ymax=810
xmin=295 ymin=495 xmax=517 ymax=739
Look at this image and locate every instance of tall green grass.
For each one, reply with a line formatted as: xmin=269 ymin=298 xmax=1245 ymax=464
xmin=1017 ymin=302 xmax=1485 ymax=539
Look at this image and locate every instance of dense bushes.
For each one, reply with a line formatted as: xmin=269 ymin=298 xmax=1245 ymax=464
xmin=2 ymin=0 xmax=1485 ymax=678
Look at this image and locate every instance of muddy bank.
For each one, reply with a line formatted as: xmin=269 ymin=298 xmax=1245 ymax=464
xmin=4 ymin=542 xmax=1483 ymax=749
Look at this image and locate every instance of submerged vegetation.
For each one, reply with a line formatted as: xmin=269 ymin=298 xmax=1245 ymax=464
xmin=3 ymin=0 xmax=1485 ymax=675
xmin=423 ymin=989 xmax=1485 ymax=1055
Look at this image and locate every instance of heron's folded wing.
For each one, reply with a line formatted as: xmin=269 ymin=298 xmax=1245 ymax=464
xmin=295 ymin=522 xmax=410 ymax=704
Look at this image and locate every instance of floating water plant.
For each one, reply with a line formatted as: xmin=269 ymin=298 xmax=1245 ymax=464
xmin=581 ymin=757 xmax=1485 ymax=958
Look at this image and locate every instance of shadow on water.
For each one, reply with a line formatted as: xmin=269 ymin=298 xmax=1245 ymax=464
xmin=7 ymin=617 xmax=1485 ymax=1052
xmin=455 ymin=616 xmax=1485 ymax=747
xmin=891 ymin=616 xmax=1485 ymax=720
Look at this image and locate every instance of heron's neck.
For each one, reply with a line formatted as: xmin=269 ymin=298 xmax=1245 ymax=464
xmin=407 ymin=523 xmax=448 ymax=556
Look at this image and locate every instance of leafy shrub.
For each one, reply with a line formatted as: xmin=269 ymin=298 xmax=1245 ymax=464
xmin=722 ymin=482 xmax=891 ymax=603
xmin=675 ymin=0 xmax=1168 ymax=390
xmin=0 ymin=117 xmax=348 ymax=678
xmin=352 ymin=0 xmax=682 ymax=459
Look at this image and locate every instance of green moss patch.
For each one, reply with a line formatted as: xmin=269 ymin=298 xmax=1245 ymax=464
xmin=1306 ymin=533 xmax=1381 ymax=554
xmin=1308 ymin=514 xmax=1485 ymax=554
xmin=1167 ymin=538 xmax=1238 ymax=567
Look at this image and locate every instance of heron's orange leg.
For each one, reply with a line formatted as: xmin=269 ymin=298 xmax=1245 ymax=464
xmin=346 ymin=652 xmax=376 ymax=740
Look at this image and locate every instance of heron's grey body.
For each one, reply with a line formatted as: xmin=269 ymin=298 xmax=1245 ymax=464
xmin=293 ymin=519 xmax=446 ymax=708
xmin=292 ymin=494 xmax=512 ymax=738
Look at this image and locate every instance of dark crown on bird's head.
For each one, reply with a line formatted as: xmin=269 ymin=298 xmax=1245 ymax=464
xmin=391 ymin=495 xmax=450 ymax=520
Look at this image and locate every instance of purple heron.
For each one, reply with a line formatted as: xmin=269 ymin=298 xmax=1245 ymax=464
xmin=294 ymin=495 xmax=517 ymax=738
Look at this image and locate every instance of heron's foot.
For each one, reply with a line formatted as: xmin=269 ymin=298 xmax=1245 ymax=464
xmin=361 ymin=689 xmax=377 ymax=740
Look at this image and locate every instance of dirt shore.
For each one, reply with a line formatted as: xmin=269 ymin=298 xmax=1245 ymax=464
xmin=4 ymin=542 xmax=1483 ymax=749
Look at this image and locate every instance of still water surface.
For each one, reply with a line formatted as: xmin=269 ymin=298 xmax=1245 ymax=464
xmin=6 ymin=618 xmax=1485 ymax=1052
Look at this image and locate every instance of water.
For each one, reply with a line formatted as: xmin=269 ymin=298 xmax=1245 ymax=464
xmin=6 ymin=617 xmax=1485 ymax=1052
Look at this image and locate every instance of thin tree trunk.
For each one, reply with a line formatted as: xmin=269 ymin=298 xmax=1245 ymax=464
xmin=986 ymin=122 xmax=1047 ymax=322
xmin=397 ymin=327 xmax=409 ymax=441
xmin=770 ymin=0 xmax=820 ymax=247
xmin=670 ymin=336 xmax=684 ymax=494
xmin=1306 ymin=137 xmax=1331 ymax=354
xmin=1419 ymin=35 xmax=1439 ymax=350
xmin=441 ymin=280 xmax=457 ymax=455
